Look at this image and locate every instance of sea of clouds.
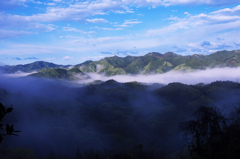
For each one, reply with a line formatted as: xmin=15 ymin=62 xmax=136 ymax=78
xmin=77 ymin=67 xmax=240 ymax=85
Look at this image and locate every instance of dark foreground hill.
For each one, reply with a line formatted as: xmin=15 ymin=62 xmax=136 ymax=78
xmin=0 ymin=78 xmax=240 ymax=158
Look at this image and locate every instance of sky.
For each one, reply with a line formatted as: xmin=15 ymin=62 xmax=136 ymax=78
xmin=0 ymin=0 xmax=240 ymax=65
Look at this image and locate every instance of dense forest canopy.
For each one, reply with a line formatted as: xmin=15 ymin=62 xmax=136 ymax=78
xmin=0 ymin=75 xmax=240 ymax=158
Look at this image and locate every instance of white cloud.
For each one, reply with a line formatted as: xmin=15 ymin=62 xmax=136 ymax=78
xmin=34 ymin=24 xmax=58 ymax=32
xmin=81 ymin=55 xmax=105 ymax=61
xmin=116 ymin=19 xmax=142 ymax=27
xmin=63 ymin=26 xmax=83 ymax=33
xmin=162 ymin=0 xmax=240 ymax=6
xmin=0 ymin=13 xmax=58 ymax=32
xmin=1 ymin=71 xmax=37 ymax=78
xmin=122 ymin=0 xmax=163 ymax=7
xmin=63 ymin=56 xmax=72 ymax=60
xmin=1 ymin=0 xmax=238 ymax=40
xmin=0 ymin=1 xmax=126 ymax=25
xmin=1 ymin=1 xmax=240 ymax=58
xmin=45 ymin=3 xmax=56 ymax=6
xmin=145 ymin=4 xmax=240 ymax=54
xmin=121 ymin=0 xmax=239 ymax=7
xmin=147 ymin=5 xmax=240 ymax=37
xmin=212 ymin=5 xmax=240 ymax=15
xmin=79 ymin=67 xmax=240 ymax=85
xmin=52 ymin=0 xmax=62 ymax=2
xmin=101 ymin=27 xmax=123 ymax=31
xmin=86 ymin=18 xmax=108 ymax=23
xmin=45 ymin=57 xmax=57 ymax=61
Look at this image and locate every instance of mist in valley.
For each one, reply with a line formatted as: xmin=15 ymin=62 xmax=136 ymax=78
xmin=1 ymin=68 xmax=240 ymax=158
xmin=78 ymin=67 xmax=240 ymax=85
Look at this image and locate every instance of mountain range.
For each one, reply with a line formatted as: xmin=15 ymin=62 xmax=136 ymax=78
xmin=30 ymin=67 xmax=90 ymax=80
xmin=78 ymin=50 xmax=240 ymax=76
xmin=1 ymin=50 xmax=240 ymax=79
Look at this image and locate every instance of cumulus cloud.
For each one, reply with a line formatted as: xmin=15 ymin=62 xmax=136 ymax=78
xmin=147 ymin=5 xmax=240 ymax=37
xmin=1 ymin=1 xmax=239 ymax=27
xmin=145 ymin=4 xmax=240 ymax=54
xmin=212 ymin=4 xmax=240 ymax=15
xmin=0 ymin=1 xmax=124 ymax=35
xmin=6 ymin=0 xmax=235 ymax=32
xmin=26 ymin=1 xmax=127 ymax=22
xmin=0 ymin=0 xmax=239 ymax=40
xmin=1 ymin=0 xmax=240 ymax=57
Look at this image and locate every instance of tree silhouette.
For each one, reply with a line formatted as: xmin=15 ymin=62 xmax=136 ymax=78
xmin=0 ymin=102 xmax=20 ymax=144
xmin=180 ymin=106 xmax=227 ymax=159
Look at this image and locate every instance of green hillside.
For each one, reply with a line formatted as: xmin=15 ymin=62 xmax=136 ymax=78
xmin=30 ymin=67 xmax=89 ymax=80
xmin=77 ymin=50 xmax=240 ymax=76
xmin=1 ymin=61 xmax=69 ymax=73
xmin=2 ymin=50 xmax=240 ymax=76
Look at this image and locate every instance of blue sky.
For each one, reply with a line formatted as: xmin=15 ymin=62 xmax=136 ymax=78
xmin=0 ymin=0 xmax=240 ymax=65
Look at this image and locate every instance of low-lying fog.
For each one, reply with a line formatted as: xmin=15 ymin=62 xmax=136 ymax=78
xmin=2 ymin=67 xmax=240 ymax=85
xmin=1 ymin=67 xmax=240 ymax=157
xmin=1 ymin=71 xmax=36 ymax=78
xmin=79 ymin=67 xmax=240 ymax=85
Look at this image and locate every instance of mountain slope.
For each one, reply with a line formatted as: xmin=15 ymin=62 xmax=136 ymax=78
xmin=2 ymin=50 xmax=240 ymax=76
xmin=30 ymin=67 xmax=89 ymax=80
xmin=77 ymin=50 xmax=240 ymax=76
xmin=0 ymin=61 xmax=69 ymax=73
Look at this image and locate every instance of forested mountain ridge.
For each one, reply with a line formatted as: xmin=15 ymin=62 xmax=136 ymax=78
xmin=30 ymin=67 xmax=90 ymax=80
xmin=0 ymin=61 xmax=69 ymax=73
xmin=1 ymin=50 xmax=240 ymax=77
xmin=78 ymin=50 xmax=240 ymax=76
xmin=1 ymin=78 xmax=240 ymax=158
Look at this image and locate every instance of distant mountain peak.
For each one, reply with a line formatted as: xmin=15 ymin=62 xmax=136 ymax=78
xmin=1 ymin=61 xmax=69 ymax=73
xmin=30 ymin=67 xmax=89 ymax=80
xmin=145 ymin=52 xmax=163 ymax=57
xmin=163 ymin=52 xmax=179 ymax=57
xmin=2 ymin=50 xmax=240 ymax=77
xmin=77 ymin=50 xmax=240 ymax=76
